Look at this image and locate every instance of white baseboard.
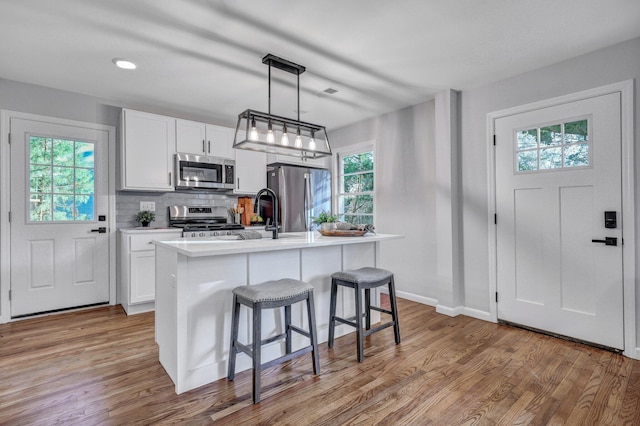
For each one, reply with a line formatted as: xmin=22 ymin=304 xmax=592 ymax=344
xmin=460 ymin=307 xmax=493 ymax=322
xmin=393 ymin=290 xmax=492 ymax=322
xmin=436 ymin=304 xmax=463 ymax=317
xmin=394 ymin=290 xmax=438 ymax=307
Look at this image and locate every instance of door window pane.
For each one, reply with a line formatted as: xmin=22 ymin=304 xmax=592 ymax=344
xmin=517 ymin=129 xmax=538 ymax=150
xmin=28 ymin=136 xmax=96 ymax=222
xmin=540 ymin=147 xmax=562 ymax=169
xmin=515 ymin=118 xmax=589 ymax=173
xmin=564 ymin=120 xmax=588 ymax=143
xmin=564 ymin=143 xmax=589 ymax=167
xmin=517 ymin=150 xmax=538 ymax=171
xmin=540 ymin=124 xmax=562 ymax=146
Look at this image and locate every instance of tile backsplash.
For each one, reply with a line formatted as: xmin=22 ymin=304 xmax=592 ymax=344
xmin=116 ymin=191 xmax=240 ymax=229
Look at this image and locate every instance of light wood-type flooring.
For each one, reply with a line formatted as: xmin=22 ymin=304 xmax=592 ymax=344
xmin=1 ymin=297 xmax=639 ymax=425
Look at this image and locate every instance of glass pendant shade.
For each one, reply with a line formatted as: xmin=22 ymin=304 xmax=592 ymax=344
xmin=281 ymin=123 xmax=289 ymax=146
xmin=266 ymin=122 xmax=275 ymax=143
xmin=249 ymin=118 xmax=259 ymax=141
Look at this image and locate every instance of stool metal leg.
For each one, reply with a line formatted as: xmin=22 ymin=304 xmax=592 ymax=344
xmin=328 ymin=278 xmax=338 ymax=348
xmin=227 ymin=294 xmax=240 ymax=380
xmin=389 ymin=276 xmax=401 ymax=344
xmin=285 ymin=304 xmax=292 ymax=354
xmin=354 ymin=284 xmax=364 ymax=363
xmin=306 ymin=291 xmax=320 ymax=374
xmin=364 ymin=288 xmax=371 ymax=330
xmin=252 ymin=302 xmax=262 ymax=404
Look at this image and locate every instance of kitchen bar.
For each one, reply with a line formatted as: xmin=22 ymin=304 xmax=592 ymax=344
xmin=154 ymin=232 xmax=402 ymax=394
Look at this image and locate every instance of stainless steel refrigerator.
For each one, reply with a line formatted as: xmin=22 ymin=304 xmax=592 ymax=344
xmin=264 ymin=163 xmax=331 ymax=232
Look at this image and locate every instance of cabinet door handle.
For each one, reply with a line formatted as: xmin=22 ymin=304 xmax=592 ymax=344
xmin=208 ymin=140 xmax=211 ymax=154
xmin=202 ymin=139 xmax=206 ymax=153
xmin=168 ymin=172 xmax=172 ymax=186
xmin=237 ymin=177 xmax=240 ymax=190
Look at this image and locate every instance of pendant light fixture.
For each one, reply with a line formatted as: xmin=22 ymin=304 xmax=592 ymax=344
xmin=233 ymin=54 xmax=332 ymax=159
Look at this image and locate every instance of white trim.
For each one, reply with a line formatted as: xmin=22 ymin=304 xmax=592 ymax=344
xmin=486 ymin=80 xmax=636 ymax=359
xmin=436 ymin=304 xmax=463 ymax=317
xmin=395 ymin=290 xmax=438 ymax=307
xmin=0 ymin=110 xmax=117 ymax=324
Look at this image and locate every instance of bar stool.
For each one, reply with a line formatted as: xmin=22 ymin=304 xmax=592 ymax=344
xmin=328 ymin=267 xmax=400 ymax=362
xmin=227 ymin=278 xmax=320 ymax=404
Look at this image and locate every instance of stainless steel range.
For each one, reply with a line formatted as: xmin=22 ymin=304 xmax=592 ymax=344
xmin=169 ymin=205 xmax=244 ymax=238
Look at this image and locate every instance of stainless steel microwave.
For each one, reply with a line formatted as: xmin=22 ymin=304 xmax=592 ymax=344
xmin=175 ymin=153 xmax=235 ymax=191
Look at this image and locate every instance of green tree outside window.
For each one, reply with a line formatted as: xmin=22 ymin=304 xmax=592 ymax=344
xmin=29 ymin=136 xmax=95 ymax=222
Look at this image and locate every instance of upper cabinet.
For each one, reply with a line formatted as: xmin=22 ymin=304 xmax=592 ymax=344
xmin=176 ymin=119 xmax=234 ymax=159
xmin=234 ymin=149 xmax=267 ymax=194
xmin=120 ymin=109 xmax=176 ymax=192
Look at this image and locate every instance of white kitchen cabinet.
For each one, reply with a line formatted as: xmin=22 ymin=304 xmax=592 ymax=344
xmin=234 ymin=148 xmax=267 ymax=194
xmin=120 ymin=109 xmax=176 ymax=191
xmin=266 ymin=153 xmax=329 ymax=169
xmin=119 ymin=229 xmax=182 ymax=315
xmin=176 ymin=119 xmax=234 ymax=159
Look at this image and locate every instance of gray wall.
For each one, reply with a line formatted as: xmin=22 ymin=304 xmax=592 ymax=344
xmin=460 ymin=37 xmax=640 ymax=339
xmin=0 ymin=77 xmax=120 ymax=128
xmin=331 ymin=36 xmax=640 ymax=348
xmin=329 ymin=101 xmax=439 ymax=300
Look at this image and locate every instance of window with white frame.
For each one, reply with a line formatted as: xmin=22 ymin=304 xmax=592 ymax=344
xmin=335 ymin=143 xmax=374 ymax=225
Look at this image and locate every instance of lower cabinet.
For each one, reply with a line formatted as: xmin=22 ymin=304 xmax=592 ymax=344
xmin=119 ymin=229 xmax=182 ymax=315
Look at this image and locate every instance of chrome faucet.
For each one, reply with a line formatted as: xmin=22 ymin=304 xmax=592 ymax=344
xmin=254 ymin=188 xmax=279 ymax=239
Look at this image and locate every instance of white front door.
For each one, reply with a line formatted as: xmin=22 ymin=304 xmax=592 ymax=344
xmin=10 ymin=118 xmax=110 ymax=317
xmin=495 ymin=92 xmax=623 ymax=350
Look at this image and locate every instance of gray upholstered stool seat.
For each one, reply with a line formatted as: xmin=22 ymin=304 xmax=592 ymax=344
xmin=227 ymin=279 xmax=320 ymax=404
xmin=328 ymin=267 xmax=400 ymax=362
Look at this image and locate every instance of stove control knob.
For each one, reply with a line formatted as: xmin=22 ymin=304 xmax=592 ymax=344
xmin=199 ymin=232 xmax=205 ymax=237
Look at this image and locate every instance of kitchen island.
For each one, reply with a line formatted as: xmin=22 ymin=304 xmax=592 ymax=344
xmin=154 ymin=231 xmax=402 ymax=394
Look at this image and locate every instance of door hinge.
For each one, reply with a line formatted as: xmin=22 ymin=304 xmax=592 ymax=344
xmin=495 ymin=292 xmax=498 ymax=303
xmin=494 ymin=214 xmax=497 ymax=225
xmin=8 ymin=211 xmax=10 ymax=222
xmin=493 ymin=135 xmax=496 ymax=146
xmin=8 ymin=289 xmax=11 ymax=301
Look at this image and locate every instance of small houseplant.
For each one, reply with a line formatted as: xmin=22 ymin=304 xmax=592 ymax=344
xmin=136 ymin=210 xmax=155 ymax=227
xmin=312 ymin=211 xmax=338 ymax=231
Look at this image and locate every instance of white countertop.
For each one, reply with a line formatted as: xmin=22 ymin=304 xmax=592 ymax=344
xmin=154 ymin=231 xmax=402 ymax=257
xmin=119 ymin=228 xmax=182 ymax=234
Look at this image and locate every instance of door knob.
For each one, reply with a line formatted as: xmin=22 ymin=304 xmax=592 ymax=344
xmin=591 ymin=237 xmax=617 ymax=246
xmin=91 ymin=227 xmax=107 ymax=234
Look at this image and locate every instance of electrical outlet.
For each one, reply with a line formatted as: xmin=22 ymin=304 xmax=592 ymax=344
xmin=140 ymin=201 xmax=155 ymax=212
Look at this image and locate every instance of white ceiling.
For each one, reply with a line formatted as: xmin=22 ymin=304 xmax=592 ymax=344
xmin=1 ymin=0 xmax=639 ymax=130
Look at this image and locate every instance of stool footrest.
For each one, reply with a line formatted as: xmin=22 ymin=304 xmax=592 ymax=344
xmin=369 ymin=306 xmax=393 ymax=316
xmin=289 ymin=324 xmax=310 ymax=338
xmin=261 ymin=346 xmax=313 ymax=371
xmin=333 ymin=316 xmax=357 ymax=328
xmin=235 ymin=342 xmax=253 ymax=358
xmin=363 ymin=321 xmax=395 ymax=336
xmin=262 ymin=332 xmax=287 ymax=346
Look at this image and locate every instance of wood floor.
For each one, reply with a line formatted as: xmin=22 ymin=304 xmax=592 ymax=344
xmin=1 ymin=298 xmax=639 ymax=425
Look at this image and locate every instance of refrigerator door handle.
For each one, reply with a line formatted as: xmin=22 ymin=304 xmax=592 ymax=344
xmin=304 ymin=172 xmax=311 ymax=231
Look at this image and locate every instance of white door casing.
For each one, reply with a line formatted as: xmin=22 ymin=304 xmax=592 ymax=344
xmin=6 ymin=115 xmax=115 ymax=318
xmin=495 ymin=92 xmax=623 ymax=349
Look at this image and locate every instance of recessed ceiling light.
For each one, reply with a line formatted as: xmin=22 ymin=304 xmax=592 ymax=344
xmin=112 ymin=58 xmax=137 ymax=70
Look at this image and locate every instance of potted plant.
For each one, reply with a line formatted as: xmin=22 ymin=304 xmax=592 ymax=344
xmin=312 ymin=210 xmax=338 ymax=231
xmin=136 ymin=210 xmax=155 ymax=227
